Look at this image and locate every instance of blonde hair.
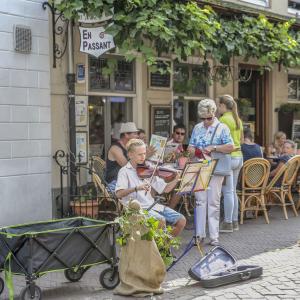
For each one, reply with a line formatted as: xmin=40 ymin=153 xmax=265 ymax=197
xmin=219 ymin=94 xmax=241 ymax=130
xmin=198 ymin=99 xmax=217 ymax=117
xmin=274 ymin=131 xmax=286 ymax=143
xmin=126 ymin=139 xmax=145 ymax=153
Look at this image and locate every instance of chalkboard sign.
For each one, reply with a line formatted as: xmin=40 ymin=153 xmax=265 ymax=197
xmin=149 ymin=61 xmax=171 ymax=88
xmin=151 ymin=105 xmax=171 ymax=138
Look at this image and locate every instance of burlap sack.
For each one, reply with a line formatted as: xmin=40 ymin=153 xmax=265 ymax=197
xmin=114 ymin=200 xmax=166 ymax=297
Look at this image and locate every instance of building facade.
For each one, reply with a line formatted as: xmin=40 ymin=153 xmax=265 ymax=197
xmin=0 ymin=0 xmax=52 ymax=226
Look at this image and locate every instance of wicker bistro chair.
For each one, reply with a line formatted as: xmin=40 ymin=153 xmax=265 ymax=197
xmin=265 ymin=155 xmax=300 ymax=220
xmin=92 ymin=172 xmax=121 ymax=221
xmin=237 ymin=158 xmax=271 ymax=225
xmin=91 ymin=155 xmax=106 ymax=180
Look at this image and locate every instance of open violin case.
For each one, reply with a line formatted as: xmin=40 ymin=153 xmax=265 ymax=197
xmin=188 ymin=246 xmax=262 ymax=288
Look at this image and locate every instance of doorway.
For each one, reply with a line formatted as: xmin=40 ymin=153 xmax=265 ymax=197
xmin=89 ymin=96 xmax=133 ymax=158
xmin=238 ymin=67 xmax=269 ymax=146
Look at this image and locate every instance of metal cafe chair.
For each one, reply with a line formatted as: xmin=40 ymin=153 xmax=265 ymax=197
xmin=237 ymin=158 xmax=271 ymax=224
xmin=265 ymin=155 xmax=300 ymax=220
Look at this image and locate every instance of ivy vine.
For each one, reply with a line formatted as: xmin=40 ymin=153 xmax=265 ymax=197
xmin=52 ymin=0 xmax=300 ymax=83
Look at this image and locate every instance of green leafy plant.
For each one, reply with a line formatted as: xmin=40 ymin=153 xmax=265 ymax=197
xmin=53 ymin=0 xmax=300 ymax=85
xmin=279 ymin=103 xmax=300 ymax=113
xmin=116 ymin=207 xmax=180 ymax=266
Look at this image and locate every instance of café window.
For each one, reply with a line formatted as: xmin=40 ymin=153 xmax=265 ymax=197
xmin=89 ymin=56 xmax=135 ymax=92
xmin=240 ymin=0 xmax=269 ymax=7
xmin=288 ymin=75 xmax=300 ymax=100
xmin=149 ymin=60 xmax=171 ymax=88
xmin=174 ymin=63 xmax=207 ymax=96
xmin=288 ymin=0 xmax=300 ymax=15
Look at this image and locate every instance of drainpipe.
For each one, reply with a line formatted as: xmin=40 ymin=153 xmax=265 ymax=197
xmin=66 ymin=20 xmax=77 ymax=197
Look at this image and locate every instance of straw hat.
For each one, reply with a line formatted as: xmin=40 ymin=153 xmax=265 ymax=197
xmin=119 ymin=122 xmax=138 ymax=133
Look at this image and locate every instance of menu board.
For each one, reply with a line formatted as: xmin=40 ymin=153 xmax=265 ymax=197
xmin=151 ymin=105 xmax=171 ymax=138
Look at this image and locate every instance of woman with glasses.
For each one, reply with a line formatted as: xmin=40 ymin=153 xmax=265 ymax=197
xmin=188 ymin=99 xmax=234 ymax=246
xmin=218 ymin=95 xmax=244 ymax=233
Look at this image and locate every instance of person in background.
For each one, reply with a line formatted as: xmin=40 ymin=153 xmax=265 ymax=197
xmin=167 ymin=124 xmax=187 ymax=209
xmin=111 ymin=114 xmax=124 ymax=141
xmin=167 ymin=124 xmax=186 ymax=153
xmin=218 ymin=95 xmax=244 ymax=233
xmin=138 ymin=129 xmax=147 ymax=143
xmin=188 ymin=99 xmax=234 ymax=246
xmin=138 ymin=128 xmax=156 ymax=158
xmin=269 ymin=140 xmax=296 ymax=178
xmin=241 ymin=128 xmax=263 ymax=162
xmin=115 ymin=139 xmax=186 ymax=237
xmin=105 ymin=122 xmax=139 ymax=192
xmin=267 ymin=131 xmax=286 ymax=157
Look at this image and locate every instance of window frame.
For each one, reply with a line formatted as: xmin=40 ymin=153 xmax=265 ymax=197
xmin=88 ymin=55 xmax=136 ymax=93
xmin=288 ymin=0 xmax=300 ymax=16
xmin=288 ymin=74 xmax=300 ymax=102
xmin=173 ymin=62 xmax=208 ymax=97
xmin=239 ymin=0 xmax=270 ymax=8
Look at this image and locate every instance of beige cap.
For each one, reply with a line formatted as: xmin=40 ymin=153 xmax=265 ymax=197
xmin=119 ymin=122 xmax=138 ymax=133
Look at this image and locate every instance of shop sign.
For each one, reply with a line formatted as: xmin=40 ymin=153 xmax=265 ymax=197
xmin=79 ymin=27 xmax=115 ymax=58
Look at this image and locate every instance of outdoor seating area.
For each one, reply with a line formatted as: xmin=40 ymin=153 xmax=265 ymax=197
xmin=66 ymin=154 xmax=300 ymax=227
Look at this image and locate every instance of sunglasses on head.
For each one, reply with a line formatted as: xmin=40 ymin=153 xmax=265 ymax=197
xmin=175 ymin=131 xmax=185 ymax=136
xmin=200 ymin=117 xmax=213 ymax=121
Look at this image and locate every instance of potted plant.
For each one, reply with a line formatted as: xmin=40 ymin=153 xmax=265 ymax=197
xmin=116 ymin=201 xmax=180 ymax=267
xmin=70 ymin=184 xmax=99 ymax=218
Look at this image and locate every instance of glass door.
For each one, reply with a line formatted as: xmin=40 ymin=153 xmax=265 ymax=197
xmin=89 ymin=96 xmax=132 ymax=158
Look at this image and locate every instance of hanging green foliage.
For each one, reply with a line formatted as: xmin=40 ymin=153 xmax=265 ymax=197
xmin=52 ymin=0 xmax=300 ymax=77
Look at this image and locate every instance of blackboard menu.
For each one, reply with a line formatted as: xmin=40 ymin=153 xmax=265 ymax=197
xmin=151 ymin=105 xmax=171 ymax=137
xmin=150 ymin=61 xmax=171 ymax=88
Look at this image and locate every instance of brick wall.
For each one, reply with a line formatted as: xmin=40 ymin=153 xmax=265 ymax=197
xmin=0 ymin=0 xmax=52 ymax=226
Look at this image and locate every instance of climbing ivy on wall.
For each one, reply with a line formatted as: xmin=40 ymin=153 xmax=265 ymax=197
xmin=52 ymin=0 xmax=300 ymax=79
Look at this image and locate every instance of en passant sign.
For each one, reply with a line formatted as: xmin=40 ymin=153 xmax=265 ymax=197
xmin=79 ymin=27 xmax=115 ymax=58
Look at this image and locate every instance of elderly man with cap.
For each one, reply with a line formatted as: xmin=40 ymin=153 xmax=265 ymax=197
xmin=105 ymin=122 xmax=139 ymax=192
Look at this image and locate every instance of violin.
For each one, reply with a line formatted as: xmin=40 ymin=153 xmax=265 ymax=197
xmin=136 ymin=163 xmax=177 ymax=183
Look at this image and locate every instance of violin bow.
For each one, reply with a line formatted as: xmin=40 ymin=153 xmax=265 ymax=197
xmin=145 ymin=141 xmax=167 ymax=195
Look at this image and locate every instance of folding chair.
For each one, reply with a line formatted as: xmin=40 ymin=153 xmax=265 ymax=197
xmin=265 ymin=155 xmax=300 ymax=219
xmin=237 ymin=158 xmax=270 ymax=224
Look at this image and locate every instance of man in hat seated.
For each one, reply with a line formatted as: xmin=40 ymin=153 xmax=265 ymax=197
xmin=115 ymin=138 xmax=186 ymax=237
xmin=105 ymin=122 xmax=139 ymax=192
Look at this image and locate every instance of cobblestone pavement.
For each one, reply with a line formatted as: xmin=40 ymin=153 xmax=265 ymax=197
xmin=2 ymin=206 xmax=300 ymax=299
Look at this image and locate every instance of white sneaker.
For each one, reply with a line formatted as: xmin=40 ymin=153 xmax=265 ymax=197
xmin=209 ymin=239 xmax=220 ymax=246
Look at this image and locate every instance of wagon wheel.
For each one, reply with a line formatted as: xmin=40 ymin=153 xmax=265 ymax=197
xmin=99 ymin=267 xmax=120 ymax=290
xmin=0 ymin=277 xmax=4 ymax=295
xmin=64 ymin=268 xmax=86 ymax=282
xmin=20 ymin=285 xmax=42 ymax=300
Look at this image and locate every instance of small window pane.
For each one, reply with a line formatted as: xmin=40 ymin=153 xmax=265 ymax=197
xmin=288 ymin=76 xmax=298 ymax=99
xmin=115 ymin=60 xmax=134 ymax=91
xmin=289 ymin=0 xmax=300 ymax=10
xmin=150 ymin=61 xmax=171 ymax=88
xmin=174 ymin=65 xmax=189 ymax=94
xmin=192 ymin=66 xmax=207 ymax=95
xmin=89 ymin=57 xmax=110 ymax=90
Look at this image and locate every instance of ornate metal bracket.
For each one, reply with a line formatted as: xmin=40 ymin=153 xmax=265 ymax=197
xmin=42 ymin=2 xmax=69 ymax=68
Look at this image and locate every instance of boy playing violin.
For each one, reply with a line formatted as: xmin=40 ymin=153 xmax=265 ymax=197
xmin=115 ymin=139 xmax=186 ymax=237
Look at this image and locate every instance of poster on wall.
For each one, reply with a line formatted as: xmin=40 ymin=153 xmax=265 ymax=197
xmin=150 ymin=105 xmax=171 ymax=138
xmin=76 ymin=131 xmax=88 ymax=164
xmin=75 ymin=96 xmax=88 ymax=126
xmin=76 ymin=64 xmax=85 ymax=83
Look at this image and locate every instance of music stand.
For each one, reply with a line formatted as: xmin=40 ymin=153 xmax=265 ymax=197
xmin=167 ymin=159 xmax=217 ymax=271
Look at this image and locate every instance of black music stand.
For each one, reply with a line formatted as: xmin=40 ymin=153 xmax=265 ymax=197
xmin=166 ymin=160 xmax=217 ymax=271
